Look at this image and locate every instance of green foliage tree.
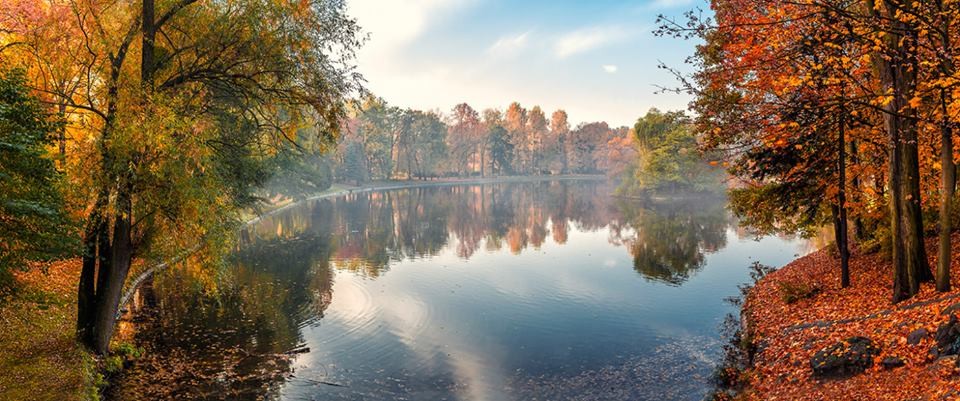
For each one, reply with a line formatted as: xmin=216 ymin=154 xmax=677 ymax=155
xmin=405 ymin=110 xmax=447 ymax=179
xmin=339 ymin=140 xmax=367 ymax=185
xmin=631 ymin=109 xmax=720 ymax=192
xmin=353 ymin=97 xmax=399 ymax=180
xmin=0 ymin=69 xmax=75 ymax=281
xmin=39 ymin=0 xmax=366 ymax=354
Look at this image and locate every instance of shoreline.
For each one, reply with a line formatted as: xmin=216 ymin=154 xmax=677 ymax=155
xmin=124 ymin=174 xmax=609 ymax=313
xmin=246 ymin=174 xmax=608 ymax=225
xmin=733 ymin=235 xmax=960 ymax=400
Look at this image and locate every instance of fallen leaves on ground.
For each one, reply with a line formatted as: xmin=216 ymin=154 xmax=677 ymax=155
xmin=743 ymin=234 xmax=960 ymax=400
xmin=0 ymin=259 xmax=93 ymax=401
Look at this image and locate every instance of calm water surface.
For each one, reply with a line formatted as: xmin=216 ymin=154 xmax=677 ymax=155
xmin=113 ymin=180 xmax=809 ymax=401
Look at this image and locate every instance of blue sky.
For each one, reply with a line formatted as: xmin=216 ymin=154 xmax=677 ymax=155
xmin=347 ymin=0 xmax=705 ymax=127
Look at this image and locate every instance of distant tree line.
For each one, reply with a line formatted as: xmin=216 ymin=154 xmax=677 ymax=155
xmin=329 ymin=96 xmax=637 ymax=183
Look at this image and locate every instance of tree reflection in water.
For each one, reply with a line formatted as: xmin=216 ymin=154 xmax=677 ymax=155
xmin=112 ymin=181 xmax=733 ymax=400
xmin=613 ymin=196 xmax=731 ymax=285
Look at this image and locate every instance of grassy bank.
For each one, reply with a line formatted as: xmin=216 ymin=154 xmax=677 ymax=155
xmin=0 ymin=260 xmax=99 ymax=401
xmin=739 ymin=233 xmax=960 ymax=400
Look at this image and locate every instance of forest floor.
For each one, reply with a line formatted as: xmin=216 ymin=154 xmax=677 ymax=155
xmin=0 ymin=260 xmax=98 ymax=401
xmin=743 ymin=233 xmax=960 ymax=400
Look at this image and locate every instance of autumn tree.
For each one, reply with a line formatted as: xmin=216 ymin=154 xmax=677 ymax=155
xmin=447 ymin=103 xmax=483 ymax=176
xmin=658 ymin=0 xmax=958 ymax=300
xmin=550 ymin=109 xmax=571 ymax=174
xmin=505 ymin=102 xmax=529 ymax=173
xmin=527 ymin=106 xmax=549 ymax=174
xmin=3 ymin=0 xmax=363 ymax=353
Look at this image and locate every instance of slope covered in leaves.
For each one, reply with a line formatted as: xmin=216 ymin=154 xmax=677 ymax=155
xmin=744 ymin=235 xmax=960 ymax=400
xmin=0 ymin=260 xmax=96 ymax=401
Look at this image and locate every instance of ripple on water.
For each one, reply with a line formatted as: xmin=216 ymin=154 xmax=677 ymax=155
xmin=508 ymin=336 xmax=722 ymax=401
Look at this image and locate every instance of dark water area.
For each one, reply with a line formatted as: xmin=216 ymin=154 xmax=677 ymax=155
xmin=111 ymin=180 xmax=809 ymax=401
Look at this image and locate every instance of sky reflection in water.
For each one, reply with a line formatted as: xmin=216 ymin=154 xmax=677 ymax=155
xmin=115 ymin=180 xmax=809 ymax=401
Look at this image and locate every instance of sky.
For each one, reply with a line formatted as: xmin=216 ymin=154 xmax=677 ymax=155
xmin=346 ymin=0 xmax=706 ymax=128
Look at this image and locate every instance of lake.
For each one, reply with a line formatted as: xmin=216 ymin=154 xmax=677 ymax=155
xmin=110 ymin=179 xmax=810 ymax=401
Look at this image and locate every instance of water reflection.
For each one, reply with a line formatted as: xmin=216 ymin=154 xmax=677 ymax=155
xmin=614 ymin=197 xmax=730 ymax=285
xmin=111 ymin=230 xmax=336 ymax=400
xmin=113 ymin=180 xmax=803 ymax=401
xmin=244 ymin=182 xmax=731 ymax=283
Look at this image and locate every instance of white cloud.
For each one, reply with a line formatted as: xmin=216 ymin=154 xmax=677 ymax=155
xmin=348 ymin=0 xmax=472 ymax=54
xmin=602 ymin=65 xmax=618 ymax=73
xmin=554 ymin=26 xmax=631 ymax=58
xmin=487 ymin=31 xmax=531 ymax=56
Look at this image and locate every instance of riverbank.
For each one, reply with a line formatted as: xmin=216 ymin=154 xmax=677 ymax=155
xmin=739 ymin=233 xmax=960 ymax=400
xmin=0 ymin=261 xmax=99 ymax=401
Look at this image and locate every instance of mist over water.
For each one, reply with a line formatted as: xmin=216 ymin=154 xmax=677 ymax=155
xmin=112 ymin=180 xmax=808 ymax=401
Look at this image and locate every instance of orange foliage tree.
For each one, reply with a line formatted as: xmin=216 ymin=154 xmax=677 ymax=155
xmin=660 ymin=0 xmax=960 ymax=301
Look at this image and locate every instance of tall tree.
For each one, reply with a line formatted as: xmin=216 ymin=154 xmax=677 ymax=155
xmin=448 ymin=103 xmax=483 ymax=176
xmin=527 ymin=106 xmax=549 ymax=174
xmin=6 ymin=0 xmax=364 ymax=353
xmin=0 ymin=69 xmax=75 ymax=281
xmin=550 ymin=110 xmax=570 ymax=174
xmin=658 ymin=0 xmax=953 ymax=301
xmin=505 ymin=102 xmax=528 ymax=173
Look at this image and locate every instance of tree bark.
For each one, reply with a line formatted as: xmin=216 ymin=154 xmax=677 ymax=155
xmin=90 ymin=190 xmax=134 ymax=354
xmin=560 ymin=132 xmax=568 ymax=174
xmin=57 ymin=103 xmax=67 ymax=168
xmin=838 ymin=104 xmax=850 ymax=288
xmin=875 ymin=0 xmax=928 ymax=302
xmin=939 ymin=94 xmax=955 ymax=292
xmin=849 ymin=139 xmax=865 ymax=240
xmin=142 ymin=0 xmax=155 ymax=85
xmin=877 ymin=23 xmax=909 ymax=302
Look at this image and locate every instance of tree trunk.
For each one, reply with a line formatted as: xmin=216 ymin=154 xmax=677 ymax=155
xmin=57 ymin=103 xmax=67 ymax=168
xmin=77 ymin=224 xmax=102 ymax=344
xmin=480 ymin=148 xmax=486 ymax=177
xmin=142 ymin=0 xmax=155 ymax=84
xmin=560 ymin=132 xmax=568 ymax=174
xmin=849 ymin=140 xmax=865 ymax=240
xmin=879 ymin=41 xmax=909 ymax=303
xmin=838 ymin=105 xmax=850 ymax=288
xmin=903 ymin=122 xmax=933 ymax=292
xmin=875 ymin=0 xmax=927 ymax=302
xmin=939 ymin=95 xmax=955 ymax=292
xmin=888 ymin=108 xmax=909 ymax=303
xmin=90 ymin=190 xmax=134 ymax=354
